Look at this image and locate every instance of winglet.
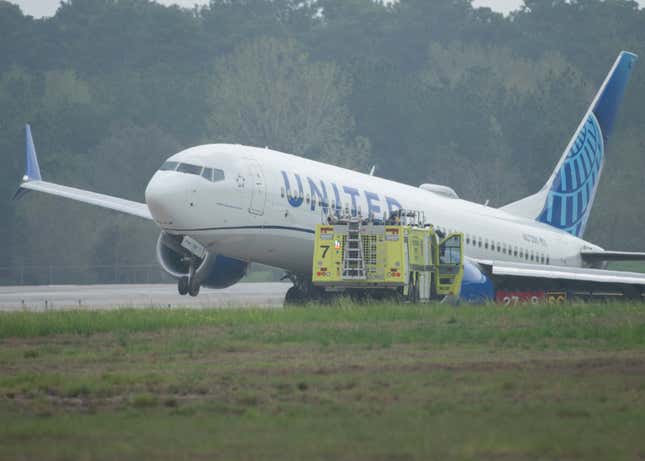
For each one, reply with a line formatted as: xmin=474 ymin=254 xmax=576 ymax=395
xmin=24 ymin=124 xmax=42 ymax=182
xmin=13 ymin=124 xmax=42 ymax=200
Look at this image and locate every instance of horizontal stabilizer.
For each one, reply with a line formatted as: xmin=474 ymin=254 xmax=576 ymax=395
xmin=580 ymin=250 xmax=645 ymax=263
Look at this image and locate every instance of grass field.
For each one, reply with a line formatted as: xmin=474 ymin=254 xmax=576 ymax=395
xmin=1 ymin=302 xmax=645 ymax=460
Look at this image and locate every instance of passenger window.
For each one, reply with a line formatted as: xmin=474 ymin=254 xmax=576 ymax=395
xmin=496 ymin=243 xmax=501 ymax=252
xmin=212 ymin=169 xmax=225 ymax=182
xmin=478 ymin=238 xmax=482 ymax=248
xmin=281 ymin=187 xmax=285 ymax=198
xmin=484 ymin=239 xmax=489 ymax=250
xmin=306 ymin=194 xmax=311 ymax=205
xmin=159 ymin=161 xmax=179 ymax=171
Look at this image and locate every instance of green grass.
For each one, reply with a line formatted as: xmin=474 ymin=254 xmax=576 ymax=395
xmin=2 ymin=302 xmax=645 ymax=348
xmin=1 ymin=302 xmax=645 ymax=460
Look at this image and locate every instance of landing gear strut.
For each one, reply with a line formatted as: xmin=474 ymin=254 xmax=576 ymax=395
xmin=177 ymin=259 xmax=201 ymax=297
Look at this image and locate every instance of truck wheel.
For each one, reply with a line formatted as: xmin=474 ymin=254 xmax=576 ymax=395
xmin=284 ymin=286 xmax=305 ymax=305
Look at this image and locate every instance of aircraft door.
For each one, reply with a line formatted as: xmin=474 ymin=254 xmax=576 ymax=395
xmin=246 ymin=159 xmax=266 ymax=216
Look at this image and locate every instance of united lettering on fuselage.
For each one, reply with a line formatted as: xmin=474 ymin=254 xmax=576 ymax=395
xmin=281 ymin=170 xmax=402 ymax=218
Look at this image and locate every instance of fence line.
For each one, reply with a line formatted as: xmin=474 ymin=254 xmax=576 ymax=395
xmin=0 ymin=264 xmax=173 ymax=286
xmin=0 ymin=263 xmax=284 ymax=286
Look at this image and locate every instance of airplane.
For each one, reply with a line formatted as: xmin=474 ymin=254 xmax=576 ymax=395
xmin=14 ymin=51 xmax=645 ymax=303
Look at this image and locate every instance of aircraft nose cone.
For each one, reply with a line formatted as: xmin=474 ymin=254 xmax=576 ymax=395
xmin=145 ymin=172 xmax=190 ymax=226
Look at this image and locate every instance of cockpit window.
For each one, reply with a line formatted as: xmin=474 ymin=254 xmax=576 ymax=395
xmin=159 ymin=161 xmax=178 ymax=171
xmin=176 ymin=163 xmax=203 ymax=176
xmin=202 ymin=167 xmax=213 ymax=181
xmin=165 ymin=162 xmax=225 ymax=182
xmin=202 ymin=168 xmax=225 ymax=182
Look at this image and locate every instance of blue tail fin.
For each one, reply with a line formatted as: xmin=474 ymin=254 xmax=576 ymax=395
xmin=502 ymin=51 xmax=637 ymax=237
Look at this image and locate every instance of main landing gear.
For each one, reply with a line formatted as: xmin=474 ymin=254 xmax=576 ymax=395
xmin=178 ymin=259 xmax=201 ymax=297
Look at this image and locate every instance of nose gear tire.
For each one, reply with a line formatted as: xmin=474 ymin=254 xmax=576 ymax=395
xmin=188 ymin=277 xmax=201 ymax=297
xmin=178 ymin=276 xmax=189 ymax=296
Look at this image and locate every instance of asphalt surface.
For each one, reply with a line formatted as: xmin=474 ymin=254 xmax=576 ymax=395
xmin=0 ymin=283 xmax=291 ymax=311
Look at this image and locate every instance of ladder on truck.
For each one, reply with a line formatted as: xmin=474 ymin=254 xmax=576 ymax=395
xmin=342 ymin=219 xmax=367 ymax=280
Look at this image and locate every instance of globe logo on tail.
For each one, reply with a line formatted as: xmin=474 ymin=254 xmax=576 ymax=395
xmin=538 ymin=113 xmax=604 ymax=237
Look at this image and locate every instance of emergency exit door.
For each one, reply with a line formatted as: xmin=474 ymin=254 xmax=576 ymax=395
xmin=246 ymin=159 xmax=266 ymax=216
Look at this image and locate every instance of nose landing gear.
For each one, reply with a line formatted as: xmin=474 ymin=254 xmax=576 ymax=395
xmin=178 ymin=276 xmax=189 ymax=295
xmin=177 ymin=259 xmax=201 ymax=297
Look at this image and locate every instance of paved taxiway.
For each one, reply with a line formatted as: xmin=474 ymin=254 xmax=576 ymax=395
xmin=0 ymin=283 xmax=291 ymax=311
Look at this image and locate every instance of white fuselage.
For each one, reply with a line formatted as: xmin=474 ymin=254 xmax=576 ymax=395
xmin=144 ymin=144 xmax=603 ymax=275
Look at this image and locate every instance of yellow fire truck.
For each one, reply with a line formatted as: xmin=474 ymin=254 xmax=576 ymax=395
xmin=311 ymin=211 xmax=464 ymax=302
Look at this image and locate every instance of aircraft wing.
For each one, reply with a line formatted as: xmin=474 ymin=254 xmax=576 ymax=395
xmin=13 ymin=125 xmax=152 ymax=221
xmin=475 ymin=259 xmax=645 ymax=296
xmin=15 ymin=180 xmax=152 ymax=220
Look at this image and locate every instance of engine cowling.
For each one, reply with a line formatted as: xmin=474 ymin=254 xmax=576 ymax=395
xmin=460 ymin=260 xmax=495 ymax=302
xmin=156 ymin=233 xmax=248 ymax=289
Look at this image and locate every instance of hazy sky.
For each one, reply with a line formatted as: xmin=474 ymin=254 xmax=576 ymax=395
xmin=8 ymin=0 xmax=208 ymax=17
xmin=6 ymin=0 xmax=644 ymax=18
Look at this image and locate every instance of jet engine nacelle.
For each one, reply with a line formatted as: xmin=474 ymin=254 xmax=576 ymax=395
xmin=156 ymin=233 xmax=248 ymax=289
